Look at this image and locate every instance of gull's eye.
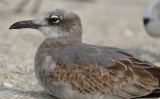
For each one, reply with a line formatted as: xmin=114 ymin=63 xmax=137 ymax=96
xmin=49 ymin=15 xmax=60 ymax=24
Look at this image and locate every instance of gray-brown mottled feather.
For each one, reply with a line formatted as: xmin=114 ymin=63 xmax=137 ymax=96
xmin=35 ymin=42 xmax=160 ymax=99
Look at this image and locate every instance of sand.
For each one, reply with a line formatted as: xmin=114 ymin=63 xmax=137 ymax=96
xmin=0 ymin=0 xmax=160 ymax=98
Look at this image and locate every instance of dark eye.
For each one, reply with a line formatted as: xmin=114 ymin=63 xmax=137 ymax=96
xmin=49 ymin=15 xmax=60 ymax=24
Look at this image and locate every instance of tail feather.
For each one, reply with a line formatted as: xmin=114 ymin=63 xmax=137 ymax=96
xmin=132 ymin=89 xmax=160 ymax=98
xmin=134 ymin=67 xmax=160 ymax=98
xmin=145 ymin=67 xmax=160 ymax=87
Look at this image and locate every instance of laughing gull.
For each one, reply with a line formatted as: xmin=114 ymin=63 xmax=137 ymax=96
xmin=144 ymin=0 xmax=160 ymax=37
xmin=9 ymin=8 xmax=160 ymax=99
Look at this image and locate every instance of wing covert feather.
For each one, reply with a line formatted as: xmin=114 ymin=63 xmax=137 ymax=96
xmin=48 ymin=56 xmax=159 ymax=98
xmin=45 ymin=43 xmax=160 ymax=98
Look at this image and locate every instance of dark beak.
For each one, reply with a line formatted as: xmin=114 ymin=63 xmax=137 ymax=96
xmin=9 ymin=20 xmax=41 ymax=30
xmin=143 ymin=18 xmax=150 ymax=26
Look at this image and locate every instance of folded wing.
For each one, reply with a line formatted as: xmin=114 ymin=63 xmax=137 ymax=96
xmin=48 ymin=43 xmax=160 ymax=98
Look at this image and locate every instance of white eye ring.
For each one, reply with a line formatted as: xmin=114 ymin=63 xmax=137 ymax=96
xmin=51 ymin=15 xmax=58 ymax=18
xmin=50 ymin=15 xmax=60 ymax=23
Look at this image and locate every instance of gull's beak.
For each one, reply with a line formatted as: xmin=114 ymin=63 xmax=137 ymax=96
xmin=143 ymin=18 xmax=150 ymax=26
xmin=9 ymin=20 xmax=41 ymax=30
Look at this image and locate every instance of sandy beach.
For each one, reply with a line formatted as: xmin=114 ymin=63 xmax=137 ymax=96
xmin=0 ymin=0 xmax=160 ymax=98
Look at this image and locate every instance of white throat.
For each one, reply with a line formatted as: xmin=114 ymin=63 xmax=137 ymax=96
xmin=39 ymin=26 xmax=66 ymax=38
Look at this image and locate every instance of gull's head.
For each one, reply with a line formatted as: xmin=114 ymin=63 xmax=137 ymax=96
xmin=143 ymin=0 xmax=160 ymax=37
xmin=9 ymin=8 xmax=82 ymax=39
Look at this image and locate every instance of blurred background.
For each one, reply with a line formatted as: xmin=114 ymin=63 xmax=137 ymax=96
xmin=0 ymin=0 xmax=160 ymax=99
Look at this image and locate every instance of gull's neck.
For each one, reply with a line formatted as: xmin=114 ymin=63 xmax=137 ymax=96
xmin=39 ymin=36 xmax=82 ymax=49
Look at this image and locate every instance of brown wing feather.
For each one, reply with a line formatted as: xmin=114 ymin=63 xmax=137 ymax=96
xmin=48 ymin=57 xmax=159 ymax=98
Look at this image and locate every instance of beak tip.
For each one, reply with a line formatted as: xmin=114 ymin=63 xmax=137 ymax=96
xmin=9 ymin=25 xmax=14 ymax=30
xmin=9 ymin=22 xmax=20 ymax=30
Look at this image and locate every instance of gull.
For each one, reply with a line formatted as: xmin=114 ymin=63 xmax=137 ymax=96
xmin=143 ymin=0 xmax=160 ymax=37
xmin=9 ymin=8 xmax=160 ymax=99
